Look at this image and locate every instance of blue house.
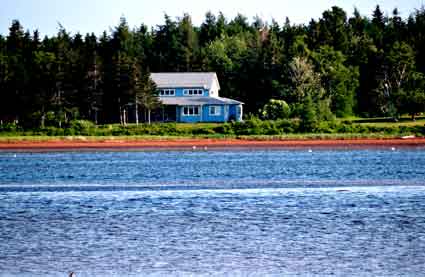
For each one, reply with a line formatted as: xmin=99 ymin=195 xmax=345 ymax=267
xmin=151 ymin=72 xmax=243 ymax=123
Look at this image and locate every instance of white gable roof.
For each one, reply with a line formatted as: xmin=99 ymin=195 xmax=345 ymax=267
xmin=151 ymin=72 xmax=220 ymax=90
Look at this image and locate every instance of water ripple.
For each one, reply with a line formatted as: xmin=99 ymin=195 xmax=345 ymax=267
xmin=0 ymin=150 xmax=425 ymax=276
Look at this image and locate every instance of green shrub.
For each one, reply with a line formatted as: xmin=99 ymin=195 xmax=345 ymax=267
xmin=236 ymin=116 xmax=264 ymax=135
xmin=158 ymin=123 xmax=180 ymax=135
xmin=192 ymin=127 xmax=216 ymax=135
xmin=110 ymin=125 xmax=128 ymax=136
xmin=263 ymin=122 xmax=281 ymax=135
xmin=64 ymin=128 xmax=76 ymax=136
xmin=412 ymin=125 xmax=425 ymax=135
xmin=42 ymin=127 xmax=64 ymax=136
xmin=335 ymin=123 xmax=350 ymax=133
xmin=276 ymin=119 xmax=299 ymax=133
xmin=356 ymin=125 xmax=370 ymax=133
xmin=300 ymin=95 xmax=318 ymax=132
xmin=0 ymin=122 xmax=21 ymax=132
xmin=213 ymin=123 xmax=234 ymax=134
xmin=261 ymin=99 xmax=291 ymax=120
xmin=69 ymin=120 xmax=96 ymax=133
xmin=316 ymin=121 xmax=337 ymax=133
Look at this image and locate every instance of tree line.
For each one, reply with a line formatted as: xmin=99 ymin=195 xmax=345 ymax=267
xmin=1 ymin=5 xmax=425 ymax=129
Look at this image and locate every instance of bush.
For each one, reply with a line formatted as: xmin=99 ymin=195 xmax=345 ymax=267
xmin=276 ymin=119 xmax=298 ymax=133
xmin=69 ymin=120 xmax=95 ymax=131
xmin=192 ymin=127 xmax=216 ymax=135
xmin=300 ymin=95 xmax=318 ymax=132
xmin=213 ymin=123 xmax=234 ymax=135
xmin=0 ymin=122 xmax=21 ymax=132
xmin=263 ymin=121 xmax=281 ymax=135
xmin=43 ymin=127 xmax=64 ymax=136
xmin=356 ymin=125 xmax=370 ymax=133
xmin=68 ymin=120 xmax=96 ymax=136
xmin=261 ymin=99 xmax=291 ymax=120
xmin=64 ymin=128 xmax=76 ymax=136
xmin=316 ymin=121 xmax=337 ymax=133
xmin=412 ymin=125 xmax=425 ymax=135
xmin=158 ymin=123 xmax=181 ymax=135
xmin=232 ymin=116 xmax=263 ymax=135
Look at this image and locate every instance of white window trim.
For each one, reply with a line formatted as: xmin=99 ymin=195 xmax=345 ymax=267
xmin=183 ymin=89 xmax=203 ymax=96
xmin=182 ymin=105 xmax=200 ymax=116
xmin=209 ymin=105 xmax=221 ymax=116
xmin=159 ymin=89 xmax=175 ymax=96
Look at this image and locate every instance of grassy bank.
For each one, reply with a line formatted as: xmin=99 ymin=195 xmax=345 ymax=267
xmin=0 ymin=117 xmax=424 ymax=140
xmin=0 ymin=133 xmax=419 ymax=143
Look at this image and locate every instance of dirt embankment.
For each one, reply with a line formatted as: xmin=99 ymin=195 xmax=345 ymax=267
xmin=1 ymin=138 xmax=425 ymax=151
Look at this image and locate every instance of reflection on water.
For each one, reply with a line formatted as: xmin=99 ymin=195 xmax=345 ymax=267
xmin=0 ymin=150 xmax=425 ymax=276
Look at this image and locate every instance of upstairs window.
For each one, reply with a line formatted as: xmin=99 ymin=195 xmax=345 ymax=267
xmin=209 ymin=105 xmax=221 ymax=116
xmin=182 ymin=106 xmax=200 ymax=116
xmin=160 ymin=89 xmax=175 ymax=96
xmin=183 ymin=89 xmax=203 ymax=96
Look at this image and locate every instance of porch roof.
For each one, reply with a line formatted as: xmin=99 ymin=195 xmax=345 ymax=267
xmin=159 ymin=96 xmax=243 ymax=106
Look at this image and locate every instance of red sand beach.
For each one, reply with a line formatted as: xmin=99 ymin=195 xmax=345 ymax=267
xmin=0 ymin=138 xmax=424 ymax=151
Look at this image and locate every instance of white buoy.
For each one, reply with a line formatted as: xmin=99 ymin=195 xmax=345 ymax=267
xmin=204 ymin=146 xmax=208 ymax=150
xmin=308 ymin=149 xmax=313 ymax=153
xmin=192 ymin=146 xmax=197 ymax=150
xmin=13 ymin=154 xmax=17 ymax=158
xmin=391 ymin=147 xmax=396 ymax=151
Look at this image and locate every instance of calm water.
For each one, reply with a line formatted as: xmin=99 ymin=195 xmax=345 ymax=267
xmin=1 ymin=149 xmax=425 ymax=276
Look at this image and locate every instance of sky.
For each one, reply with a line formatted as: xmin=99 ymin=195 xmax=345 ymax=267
xmin=1 ymin=0 xmax=424 ymax=37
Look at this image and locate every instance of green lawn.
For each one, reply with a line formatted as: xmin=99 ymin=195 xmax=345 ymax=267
xmin=339 ymin=116 xmax=425 ymax=126
xmin=355 ymin=119 xmax=425 ymax=127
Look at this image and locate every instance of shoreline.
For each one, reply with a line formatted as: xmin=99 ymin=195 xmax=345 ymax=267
xmin=1 ymin=138 xmax=425 ymax=151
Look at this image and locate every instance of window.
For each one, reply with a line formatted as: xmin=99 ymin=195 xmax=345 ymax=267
xmin=183 ymin=89 xmax=203 ymax=96
xmin=209 ymin=105 xmax=221 ymax=116
xmin=159 ymin=89 xmax=175 ymax=96
xmin=182 ymin=106 xmax=200 ymax=116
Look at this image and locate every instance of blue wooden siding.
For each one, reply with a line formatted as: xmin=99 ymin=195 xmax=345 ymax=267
xmin=229 ymin=104 xmax=243 ymax=121
xmin=174 ymin=104 xmax=242 ymax=123
xmin=160 ymin=87 xmax=242 ymax=122
xmin=176 ymin=106 xmax=202 ymax=123
xmin=229 ymin=105 xmax=237 ymax=121
xmin=202 ymin=105 xmax=226 ymax=122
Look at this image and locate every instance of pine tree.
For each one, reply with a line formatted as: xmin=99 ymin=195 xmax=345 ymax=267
xmin=136 ymin=67 xmax=160 ymax=124
xmin=177 ymin=14 xmax=197 ymax=71
xmin=200 ymin=12 xmax=218 ymax=46
xmin=300 ymin=94 xmax=317 ymax=132
xmin=5 ymin=20 xmax=26 ymax=122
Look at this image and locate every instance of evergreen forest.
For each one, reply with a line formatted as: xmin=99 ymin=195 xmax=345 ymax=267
xmin=1 ymin=5 xmax=425 ymax=130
